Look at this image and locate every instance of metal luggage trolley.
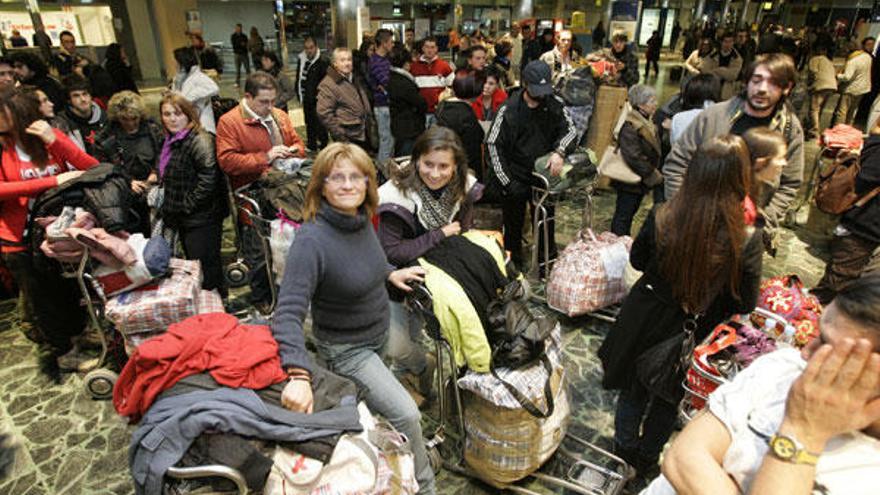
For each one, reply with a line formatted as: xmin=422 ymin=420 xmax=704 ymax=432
xmin=407 ymin=283 xmax=633 ymax=495
xmin=225 ymin=183 xmax=278 ymax=314
xmin=679 ymin=308 xmax=794 ymax=423
xmin=57 ymin=247 xmax=122 ymax=401
xmin=529 ymin=167 xmax=621 ymax=323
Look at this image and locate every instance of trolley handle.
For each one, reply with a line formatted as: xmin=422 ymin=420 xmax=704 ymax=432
xmin=751 ymin=307 xmax=794 ymax=330
xmin=531 ymin=171 xmax=551 ymax=190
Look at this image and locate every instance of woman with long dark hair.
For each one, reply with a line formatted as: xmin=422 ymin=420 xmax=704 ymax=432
xmin=156 ymin=92 xmax=228 ymax=297
xmin=598 ymin=135 xmax=764 ymax=487
xmin=377 ymin=126 xmax=481 ymax=400
xmin=0 ymin=87 xmax=98 ymax=379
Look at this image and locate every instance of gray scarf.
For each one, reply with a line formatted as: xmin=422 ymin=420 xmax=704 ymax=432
xmin=415 ymin=184 xmax=457 ymax=231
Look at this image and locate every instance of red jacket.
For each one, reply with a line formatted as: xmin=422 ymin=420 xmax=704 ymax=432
xmin=471 ymin=88 xmax=509 ymax=121
xmin=216 ymin=104 xmax=305 ymax=189
xmin=409 ymin=56 xmax=454 ymax=114
xmin=113 ymin=312 xmax=288 ymax=421
xmin=0 ymin=129 xmax=98 ymax=253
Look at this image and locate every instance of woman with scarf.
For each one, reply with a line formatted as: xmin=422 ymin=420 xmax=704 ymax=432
xmin=387 ymin=44 xmax=427 ymax=157
xmin=156 ymin=92 xmax=228 ymax=297
xmin=171 ymin=47 xmax=219 ymax=134
xmin=271 ymin=142 xmax=437 ymax=494
xmin=377 ymin=126 xmax=482 ymax=403
xmin=598 ymin=135 xmax=763 ymax=489
xmin=610 ymin=84 xmax=663 ymax=236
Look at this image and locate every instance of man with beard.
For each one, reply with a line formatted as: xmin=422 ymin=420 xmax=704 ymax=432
xmin=664 ymin=53 xmax=804 ymax=253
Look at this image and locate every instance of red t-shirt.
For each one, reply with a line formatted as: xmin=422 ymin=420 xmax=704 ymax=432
xmin=0 ymin=129 xmax=99 ymax=252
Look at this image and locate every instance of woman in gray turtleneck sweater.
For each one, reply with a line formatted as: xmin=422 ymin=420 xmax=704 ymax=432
xmin=270 ymin=142 xmax=436 ymax=495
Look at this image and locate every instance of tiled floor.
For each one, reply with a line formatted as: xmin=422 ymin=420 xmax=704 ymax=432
xmin=0 ymin=60 xmax=839 ymax=494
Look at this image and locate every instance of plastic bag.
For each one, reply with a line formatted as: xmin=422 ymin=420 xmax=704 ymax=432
xmin=270 ymin=217 xmax=300 ymax=285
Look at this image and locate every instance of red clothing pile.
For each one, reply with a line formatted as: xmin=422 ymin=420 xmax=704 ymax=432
xmin=113 ymin=312 xmax=288 ymax=421
xmin=0 ymin=130 xmax=98 ymax=253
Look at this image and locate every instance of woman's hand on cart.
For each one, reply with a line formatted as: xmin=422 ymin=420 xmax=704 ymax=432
xmin=388 ymin=266 xmax=426 ymax=292
xmin=281 ymin=371 xmax=314 ymax=414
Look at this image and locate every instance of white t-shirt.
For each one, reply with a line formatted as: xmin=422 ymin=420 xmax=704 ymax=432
xmin=642 ymin=348 xmax=880 ymax=495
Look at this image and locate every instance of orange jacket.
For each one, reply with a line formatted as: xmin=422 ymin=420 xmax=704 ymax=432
xmin=215 ymin=104 xmax=305 ymax=189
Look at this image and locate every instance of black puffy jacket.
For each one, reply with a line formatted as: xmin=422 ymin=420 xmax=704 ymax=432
xmin=29 ymin=163 xmax=134 ymax=259
xmin=160 ymin=130 xmax=229 ymax=229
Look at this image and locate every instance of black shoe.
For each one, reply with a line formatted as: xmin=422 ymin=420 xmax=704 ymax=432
xmin=38 ymin=352 xmax=62 ymax=384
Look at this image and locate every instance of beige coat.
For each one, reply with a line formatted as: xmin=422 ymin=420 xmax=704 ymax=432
xmin=701 ymin=49 xmax=743 ymax=100
xmin=838 ymin=51 xmax=873 ymax=96
xmin=807 ymin=55 xmax=838 ymax=92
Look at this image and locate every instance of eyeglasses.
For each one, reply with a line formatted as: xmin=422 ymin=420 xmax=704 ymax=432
xmin=324 ymin=173 xmax=369 ymax=186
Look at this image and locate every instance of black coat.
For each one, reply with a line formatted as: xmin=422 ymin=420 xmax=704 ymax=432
xmin=160 ymin=130 xmax=229 ymax=229
xmin=436 ymin=99 xmax=484 ymax=179
xmin=93 ymin=118 xmax=164 ymax=181
xmin=387 ymin=69 xmax=426 ymax=141
xmin=296 ymin=55 xmax=329 ymax=106
xmin=598 ymin=208 xmax=763 ymax=393
xmin=104 ymin=57 xmax=139 ymax=93
xmin=843 ymin=135 xmax=880 ymax=244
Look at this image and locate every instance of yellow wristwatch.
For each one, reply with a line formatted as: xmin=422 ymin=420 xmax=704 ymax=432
xmin=769 ymin=434 xmax=820 ymax=466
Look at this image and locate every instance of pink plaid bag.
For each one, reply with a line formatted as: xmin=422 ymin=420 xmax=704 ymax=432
xmin=197 ymin=289 xmax=225 ymax=314
xmin=545 ymin=229 xmax=632 ymax=317
xmin=107 ymin=258 xmax=202 ymax=339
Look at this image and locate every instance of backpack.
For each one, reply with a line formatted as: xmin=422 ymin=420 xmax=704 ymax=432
xmin=814 ymin=149 xmax=880 ymax=215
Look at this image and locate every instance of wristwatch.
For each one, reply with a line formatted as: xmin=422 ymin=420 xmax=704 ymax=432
xmin=768 ymin=433 xmax=820 ymax=466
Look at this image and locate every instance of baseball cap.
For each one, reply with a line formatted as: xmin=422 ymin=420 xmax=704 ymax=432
xmin=522 ymin=60 xmax=553 ymax=98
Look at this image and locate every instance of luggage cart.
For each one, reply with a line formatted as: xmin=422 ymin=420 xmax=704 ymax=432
xmin=407 ymin=283 xmax=633 ymax=494
xmin=57 ymin=247 xmax=122 ymax=400
xmin=529 ymin=170 xmax=622 ymax=323
xmin=227 ymin=185 xmax=278 ymax=314
xmin=679 ymin=308 xmax=794 ymax=423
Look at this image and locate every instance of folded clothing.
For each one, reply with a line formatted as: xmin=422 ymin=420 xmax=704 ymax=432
xmin=113 ymin=312 xmax=289 ymax=421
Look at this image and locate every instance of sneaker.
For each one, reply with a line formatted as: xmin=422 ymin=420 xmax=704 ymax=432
xmin=73 ymin=328 xmax=105 ymax=350
xmin=56 ymin=346 xmax=100 ymax=372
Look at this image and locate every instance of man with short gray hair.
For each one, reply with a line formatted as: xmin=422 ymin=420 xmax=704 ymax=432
xmin=317 ymin=48 xmax=373 ymax=149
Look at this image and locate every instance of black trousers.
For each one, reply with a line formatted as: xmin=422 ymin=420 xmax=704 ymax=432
xmin=179 ymin=221 xmax=227 ymax=299
xmin=303 ymin=101 xmax=328 ymax=150
xmin=611 ymin=186 xmax=663 ymax=237
xmin=502 ymin=179 xmax=556 ymax=269
xmin=644 ymin=59 xmax=659 ymax=78
xmin=813 ymin=232 xmax=879 ymax=305
xmin=3 ymin=251 xmax=86 ymax=356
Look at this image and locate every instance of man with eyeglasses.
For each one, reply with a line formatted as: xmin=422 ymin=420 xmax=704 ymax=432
xmin=642 ymin=276 xmax=880 ymax=495
xmin=217 ymin=72 xmax=306 ymax=313
xmin=486 ymin=60 xmax=578 ymax=271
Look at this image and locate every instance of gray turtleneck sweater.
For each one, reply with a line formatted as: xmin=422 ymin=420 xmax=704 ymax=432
xmin=271 ymin=202 xmax=392 ymax=373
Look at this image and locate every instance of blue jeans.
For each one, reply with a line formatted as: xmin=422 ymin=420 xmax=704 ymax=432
xmin=613 ymin=379 xmax=678 ymax=469
xmin=374 ymin=106 xmax=395 ymax=163
xmin=315 ymin=335 xmax=436 ymax=495
xmin=387 ymin=301 xmax=427 ymax=375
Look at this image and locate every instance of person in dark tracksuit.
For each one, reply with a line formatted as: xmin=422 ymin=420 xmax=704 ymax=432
xmin=485 ymin=60 xmax=578 ymax=270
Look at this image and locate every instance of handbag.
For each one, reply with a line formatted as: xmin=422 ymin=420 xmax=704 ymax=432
xmin=635 ymin=316 xmax=699 ymax=404
xmin=598 ymin=142 xmax=640 ymax=184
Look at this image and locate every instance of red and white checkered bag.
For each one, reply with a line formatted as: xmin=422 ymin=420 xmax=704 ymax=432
xmin=107 ymin=258 xmax=202 ymax=340
xmin=197 ymin=289 xmax=225 ymax=314
xmin=545 ymin=229 xmax=632 ymax=317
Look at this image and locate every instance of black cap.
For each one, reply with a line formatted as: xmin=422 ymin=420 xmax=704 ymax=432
xmin=522 ymin=60 xmax=553 ymax=98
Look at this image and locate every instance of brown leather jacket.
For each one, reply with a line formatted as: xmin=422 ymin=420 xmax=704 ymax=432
xmin=316 ymin=66 xmax=372 ymax=143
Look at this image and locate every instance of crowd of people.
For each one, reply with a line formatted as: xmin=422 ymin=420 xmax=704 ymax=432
xmin=1 ymin=17 xmax=879 ymax=495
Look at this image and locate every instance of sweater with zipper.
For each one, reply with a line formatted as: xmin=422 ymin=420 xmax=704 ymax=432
xmin=0 ymin=130 xmax=99 ymax=252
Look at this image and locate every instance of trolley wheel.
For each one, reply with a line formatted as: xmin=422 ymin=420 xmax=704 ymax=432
xmin=83 ymin=369 xmax=118 ymax=400
xmin=427 ymin=445 xmax=443 ymax=474
xmin=224 ymin=261 xmax=250 ymax=288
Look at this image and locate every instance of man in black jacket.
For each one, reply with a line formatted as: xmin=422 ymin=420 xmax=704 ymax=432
xmin=486 ymin=60 xmax=578 ymax=269
xmin=296 ymin=37 xmax=329 ymax=152
xmin=813 ymin=130 xmax=880 ymax=304
xmin=55 ymin=74 xmax=107 ymax=157
xmin=10 ymin=52 xmax=65 ymax=109
xmin=231 ymin=24 xmax=250 ymax=87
